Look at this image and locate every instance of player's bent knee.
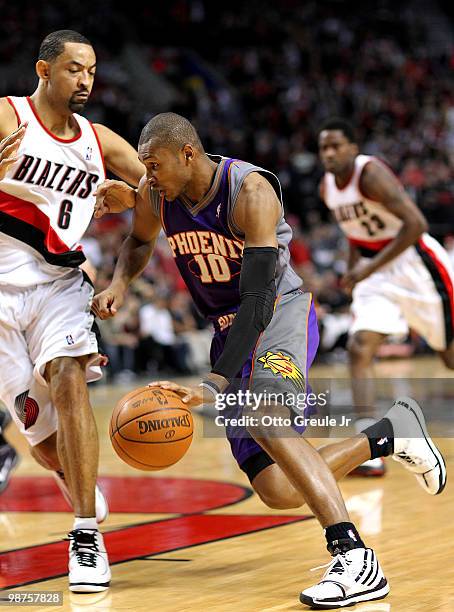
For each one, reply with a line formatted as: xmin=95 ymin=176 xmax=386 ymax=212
xmin=46 ymin=355 xmax=87 ymax=387
xmin=252 ymin=464 xmax=305 ymax=509
xmin=347 ymin=334 xmax=376 ymax=363
xmin=258 ymin=490 xmax=304 ymax=509
xmin=46 ymin=357 xmax=89 ymax=415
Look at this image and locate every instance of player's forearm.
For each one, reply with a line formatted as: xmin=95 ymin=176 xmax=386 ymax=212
xmin=112 ymin=166 xmax=142 ymax=189
xmin=347 ymin=243 xmax=360 ymax=270
xmin=211 ymin=247 xmax=278 ymax=382
xmin=368 ymin=220 xmax=427 ymax=273
xmin=111 ymin=235 xmax=155 ymax=290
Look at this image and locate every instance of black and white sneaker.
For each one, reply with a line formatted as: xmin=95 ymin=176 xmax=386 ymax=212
xmin=67 ymin=529 xmax=111 ymax=593
xmin=0 ymin=408 xmax=12 ymax=431
xmin=384 ymin=396 xmax=447 ymax=495
xmin=0 ymin=409 xmax=19 ymax=494
xmin=0 ymin=444 xmax=19 ymax=494
xmin=300 ymin=547 xmax=389 ymax=609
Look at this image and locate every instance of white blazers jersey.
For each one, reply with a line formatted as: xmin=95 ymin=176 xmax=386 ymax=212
xmin=323 ymin=154 xmax=402 ymax=256
xmin=0 ymin=96 xmax=105 ymax=286
xmin=323 ymin=154 xmax=454 ymax=350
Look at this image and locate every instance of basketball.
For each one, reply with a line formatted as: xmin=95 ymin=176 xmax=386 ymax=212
xmin=109 ymin=386 xmax=194 ymax=471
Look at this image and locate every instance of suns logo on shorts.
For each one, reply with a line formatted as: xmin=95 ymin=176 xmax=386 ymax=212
xmin=258 ymin=351 xmax=305 ymax=391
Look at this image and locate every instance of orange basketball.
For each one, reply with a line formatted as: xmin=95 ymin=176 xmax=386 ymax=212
xmin=109 ymin=386 xmax=194 ymax=471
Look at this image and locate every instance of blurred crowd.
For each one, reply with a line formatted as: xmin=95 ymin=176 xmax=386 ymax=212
xmin=136 ymin=0 xmax=454 ymax=237
xmin=1 ymin=0 xmax=454 ymax=375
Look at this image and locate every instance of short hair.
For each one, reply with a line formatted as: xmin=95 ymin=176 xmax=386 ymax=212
xmin=139 ymin=112 xmax=204 ymax=151
xmin=319 ymin=118 xmax=357 ymax=143
xmin=38 ymin=30 xmax=92 ymax=62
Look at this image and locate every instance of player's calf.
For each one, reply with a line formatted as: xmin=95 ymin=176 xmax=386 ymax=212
xmin=54 ymin=472 xmax=109 ymax=524
xmin=438 ymin=342 xmax=454 ymax=370
xmin=347 ymin=332 xmax=382 ymax=369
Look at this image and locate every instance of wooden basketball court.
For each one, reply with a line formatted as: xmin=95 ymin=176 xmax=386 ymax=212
xmin=1 ymin=356 xmax=453 ymax=611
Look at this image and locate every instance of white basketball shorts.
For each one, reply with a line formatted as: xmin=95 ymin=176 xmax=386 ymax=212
xmin=350 ymin=234 xmax=454 ymax=351
xmin=0 ymin=270 xmax=102 ymax=446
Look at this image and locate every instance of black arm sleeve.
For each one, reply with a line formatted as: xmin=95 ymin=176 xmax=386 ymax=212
xmin=211 ymin=246 xmax=278 ymax=381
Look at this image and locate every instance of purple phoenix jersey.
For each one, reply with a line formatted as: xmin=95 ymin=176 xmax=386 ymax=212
xmin=148 ymin=155 xmax=316 ymax=475
xmin=150 ymin=155 xmax=302 ymax=332
xmin=161 ymin=157 xmax=242 ymax=324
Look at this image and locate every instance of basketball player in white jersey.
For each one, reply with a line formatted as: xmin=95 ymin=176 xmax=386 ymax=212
xmin=318 ymin=118 xmax=454 ymax=476
xmin=0 ymin=30 xmax=143 ymax=592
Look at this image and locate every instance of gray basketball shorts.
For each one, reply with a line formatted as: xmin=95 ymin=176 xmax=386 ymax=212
xmin=210 ymin=288 xmax=320 ymax=481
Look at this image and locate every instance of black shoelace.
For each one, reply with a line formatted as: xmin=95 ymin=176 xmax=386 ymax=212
xmin=66 ymin=530 xmax=99 ymax=568
xmin=396 ymin=450 xmax=421 ymax=466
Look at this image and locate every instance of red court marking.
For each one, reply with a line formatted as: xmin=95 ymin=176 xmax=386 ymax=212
xmin=0 ymin=515 xmax=310 ymax=589
xmin=0 ymin=476 xmax=313 ymax=589
xmin=0 ymin=476 xmax=248 ymax=514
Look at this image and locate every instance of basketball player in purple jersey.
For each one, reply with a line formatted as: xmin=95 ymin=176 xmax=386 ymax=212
xmin=94 ymin=113 xmax=446 ymax=608
xmin=0 ymin=30 xmax=144 ymax=591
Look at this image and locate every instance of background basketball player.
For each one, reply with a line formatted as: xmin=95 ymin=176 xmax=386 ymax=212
xmin=0 ymin=30 xmax=143 ymax=592
xmin=92 ymin=112 xmax=445 ymax=608
xmin=318 ymin=118 xmax=454 ymax=477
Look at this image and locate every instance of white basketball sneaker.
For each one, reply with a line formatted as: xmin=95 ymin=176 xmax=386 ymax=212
xmin=53 ymin=471 xmax=109 ymax=523
xmin=384 ymin=396 xmax=447 ymax=495
xmin=300 ymin=547 xmax=389 ymax=609
xmin=67 ymin=529 xmax=111 ymax=593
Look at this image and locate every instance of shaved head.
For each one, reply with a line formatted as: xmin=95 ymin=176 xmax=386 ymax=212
xmin=139 ymin=112 xmax=203 ymax=152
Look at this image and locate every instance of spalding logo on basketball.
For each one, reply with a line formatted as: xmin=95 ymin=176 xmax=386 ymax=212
xmin=110 ymin=386 xmax=194 ymax=471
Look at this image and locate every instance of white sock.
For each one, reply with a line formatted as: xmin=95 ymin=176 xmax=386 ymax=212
xmin=73 ymin=516 xmax=98 ymax=530
xmin=354 ymin=417 xmax=376 ymax=434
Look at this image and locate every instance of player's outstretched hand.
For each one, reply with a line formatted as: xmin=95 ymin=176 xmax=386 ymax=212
xmin=92 ymin=283 xmax=125 ymax=319
xmin=341 ymin=260 xmax=374 ymax=292
xmin=148 ymin=381 xmax=204 ymax=408
xmin=0 ymin=123 xmax=28 ymax=181
xmin=94 ymin=179 xmax=137 ymax=218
